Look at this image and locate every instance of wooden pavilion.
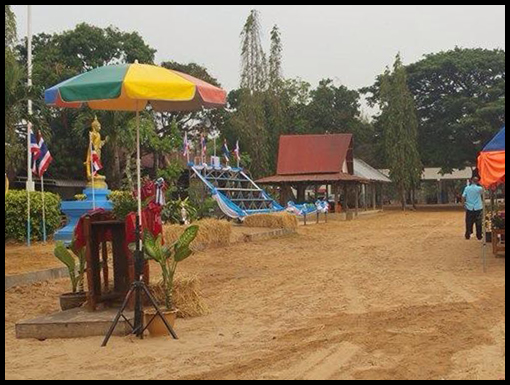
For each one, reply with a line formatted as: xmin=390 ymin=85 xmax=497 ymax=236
xmin=257 ymin=134 xmax=386 ymax=215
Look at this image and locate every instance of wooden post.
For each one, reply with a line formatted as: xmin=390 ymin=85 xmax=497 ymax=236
xmin=334 ymin=183 xmax=339 ymax=212
xmin=437 ymin=180 xmax=442 ymax=204
xmin=297 ymin=184 xmax=306 ymax=203
xmin=363 ymin=184 xmax=368 ymax=211
xmin=344 ymin=184 xmax=349 ymax=212
xmin=372 ymin=184 xmax=377 ymax=210
xmin=355 ymin=184 xmax=359 ymax=216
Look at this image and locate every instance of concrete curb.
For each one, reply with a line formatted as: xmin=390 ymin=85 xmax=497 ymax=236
xmin=5 ymin=267 xmax=69 ymax=291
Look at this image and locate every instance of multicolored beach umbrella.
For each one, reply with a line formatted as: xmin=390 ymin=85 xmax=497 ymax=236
xmin=45 ymin=63 xmax=227 ymax=112
xmin=478 ymin=126 xmax=505 ymax=188
xmin=44 ymin=62 xmax=227 ymax=222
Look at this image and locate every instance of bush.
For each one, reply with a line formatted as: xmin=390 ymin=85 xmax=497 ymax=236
xmin=108 ymin=190 xmax=138 ymax=220
xmin=5 ymin=190 xmax=62 ymax=242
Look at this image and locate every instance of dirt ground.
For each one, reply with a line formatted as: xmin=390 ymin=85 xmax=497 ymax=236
xmin=5 ymin=211 xmax=506 ymax=380
xmin=5 ymin=242 xmax=62 ymax=276
xmin=4 ymin=226 xmax=283 ymax=276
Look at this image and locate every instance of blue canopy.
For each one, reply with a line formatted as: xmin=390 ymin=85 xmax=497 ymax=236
xmin=483 ymin=126 xmax=505 ymax=152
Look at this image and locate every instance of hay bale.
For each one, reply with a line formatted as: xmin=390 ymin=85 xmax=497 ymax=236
xmin=163 ymin=219 xmax=232 ymax=251
xmin=150 ymin=274 xmax=209 ymax=319
xmin=243 ymin=212 xmax=299 ymax=230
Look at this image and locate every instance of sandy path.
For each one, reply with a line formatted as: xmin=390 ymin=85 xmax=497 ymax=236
xmin=5 ymin=211 xmax=505 ymax=380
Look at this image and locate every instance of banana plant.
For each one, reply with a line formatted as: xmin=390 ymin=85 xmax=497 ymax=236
xmin=144 ymin=225 xmax=199 ymax=310
xmin=54 ymin=241 xmax=87 ymax=293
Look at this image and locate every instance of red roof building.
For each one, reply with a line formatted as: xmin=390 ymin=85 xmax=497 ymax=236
xmin=257 ymin=134 xmax=384 ymax=212
xmin=258 ymin=134 xmax=366 ymax=184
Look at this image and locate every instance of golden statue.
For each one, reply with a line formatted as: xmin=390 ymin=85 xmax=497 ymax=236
xmin=85 ymin=116 xmax=108 ymax=189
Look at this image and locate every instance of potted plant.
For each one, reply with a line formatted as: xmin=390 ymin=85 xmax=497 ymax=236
xmin=143 ymin=225 xmax=199 ymax=336
xmin=54 ymin=241 xmax=87 ymax=311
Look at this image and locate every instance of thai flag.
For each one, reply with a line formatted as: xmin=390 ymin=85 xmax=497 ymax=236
xmin=91 ymin=143 xmax=103 ymax=176
xmin=34 ymin=133 xmax=53 ymax=177
xmin=222 ymin=140 xmax=230 ymax=162
xmin=201 ymin=135 xmax=207 ymax=158
xmin=183 ymin=131 xmax=190 ymax=157
xmin=30 ymin=129 xmax=41 ymax=175
xmin=234 ymin=140 xmax=241 ymax=161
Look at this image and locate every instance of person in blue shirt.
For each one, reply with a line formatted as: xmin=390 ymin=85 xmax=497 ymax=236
xmin=462 ymin=177 xmax=484 ymax=240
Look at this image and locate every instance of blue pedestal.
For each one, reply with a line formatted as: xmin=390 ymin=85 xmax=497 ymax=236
xmin=54 ymin=188 xmax=113 ymax=245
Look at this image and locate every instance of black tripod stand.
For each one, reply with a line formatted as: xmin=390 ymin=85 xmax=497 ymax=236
xmin=101 ymin=219 xmax=178 ymax=347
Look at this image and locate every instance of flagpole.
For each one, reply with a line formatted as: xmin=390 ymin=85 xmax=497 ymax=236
xmin=26 ymin=4 xmax=35 ymax=247
xmin=236 ymin=141 xmax=240 ymax=169
xmin=90 ymin=135 xmax=96 ymax=210
xmin=201 ymin=135 xmax=205 ymax=165
xmin=41 ymin=174 xmax=47 ymax=243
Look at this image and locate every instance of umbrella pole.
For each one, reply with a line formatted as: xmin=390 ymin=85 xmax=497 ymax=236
xmin=136 ymin=109 xmax=143 ymax=243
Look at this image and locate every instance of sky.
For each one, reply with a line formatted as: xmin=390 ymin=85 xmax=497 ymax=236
xmin=12 ymin=5 xmax=506 ymax=100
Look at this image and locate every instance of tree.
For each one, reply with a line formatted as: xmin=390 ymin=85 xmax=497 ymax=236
xmin=363 ymin=48 xmax=506 ymax=172
xmin=306 ymin=79 xmax=363 ymax=135
xmin=240 ymin=10 xmax=267 ymax=92
xmin=5 ymin=5 xmax=16 ymax=50
xmin=379 ymin=54 xmax=422 ymax=210
xmin=232 ymin=10 xmax=270 ymax=177
xmin=407 ymin=48 xmax=505 ymax=171
xmin=268 ymin=25 xmax=283 ymax=93
xmin=5 ymin=6 xmax=26 ymax=177
xmin=265 ymin=25 xmax=286 ymax=172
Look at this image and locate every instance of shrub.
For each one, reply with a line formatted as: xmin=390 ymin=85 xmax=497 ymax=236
xmin=5 ymin=190 xmax=62 ymax=242
xmin=109 ymin=190 xmax=138 ymax=220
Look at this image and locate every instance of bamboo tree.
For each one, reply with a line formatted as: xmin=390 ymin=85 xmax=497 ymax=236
xmin=240 ymin=10 xmax=267 ymax=92
xmin=235 ymin=10 xmax=270 ymax=177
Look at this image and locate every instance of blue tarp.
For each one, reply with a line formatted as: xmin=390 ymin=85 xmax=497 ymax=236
xmin=483 ymin=126 xmax=505 ymax=152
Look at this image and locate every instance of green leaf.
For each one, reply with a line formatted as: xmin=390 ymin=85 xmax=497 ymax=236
xmin=54 ymin=242 xmax=76 ymax=273
xmin=143 ymin=231 xmax=158 ymax=261
xmin=174 ymin=246 xmax=192 ymax=263
xmin=177 ymin=225 xmax=199 ymax=249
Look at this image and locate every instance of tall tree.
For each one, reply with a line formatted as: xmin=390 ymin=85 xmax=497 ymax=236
xmin=379 ymin=54 xmax=422 ymax=210
xmin=265 ymin=25 xmax=286 ymax=172
xmin=233 ymin=10 xmax=270 ymax=177
xmin=240 ymin=10 xmax=267 ymax=92
xmin=363 ymin=48 xmax=506 ymax=172
xmin=268 ymin=25 xmax=283 ymax=93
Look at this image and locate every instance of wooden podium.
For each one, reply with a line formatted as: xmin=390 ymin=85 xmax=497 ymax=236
xmin=82 ymin=212 xmax=149 ymax=311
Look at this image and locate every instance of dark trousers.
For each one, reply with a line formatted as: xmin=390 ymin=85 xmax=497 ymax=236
xmin=465 ymin=209 xmax=483 ymax=239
